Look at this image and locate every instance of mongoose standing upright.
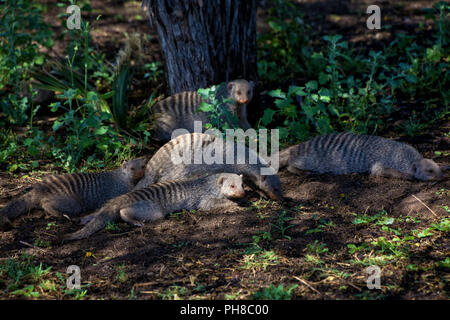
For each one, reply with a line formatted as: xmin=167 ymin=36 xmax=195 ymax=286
xmin=275 ymin=132 xmax=444 ymax=180
xmin=0 ymin=157 xmax=148 ymax=229
xmin=134 ymin=133 xmax=283 ymax=201
xmin=152 ymin=79 xmax=254 ymax=141
xmin=64 ymin=173 xmax=245 ymax=240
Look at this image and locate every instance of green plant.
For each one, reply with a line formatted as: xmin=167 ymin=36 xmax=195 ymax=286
xmin=257 ymin=0 xmax=309 ymax=83
xmin=253 ymin=284 xmax=298 ymax=300
xmin=270 ymin=210 xmax=295 ymax=240
xmin=197 ymin=84 xmax=239 ymax=132
xmin=241 ymin=245 xmax=280 ymax=271
xmin=352 ymin=210 xmax=392 ymax=226
xmin=159 ymin=285 xmax=187 ymax=300
xmin=115 ymin=264 xmax=128 ymax=283
xmin=105 ymin=221 xmax=121 ymax=232
xmin=305 ymin=218 xmax=335 ymax=235
xmin=0 ymin=0 xmax=53 ymax=126
xmin=306 ymin=240 xmax=329 ymax=256
xmin=0 ymin=254 xmax=52 ymax=297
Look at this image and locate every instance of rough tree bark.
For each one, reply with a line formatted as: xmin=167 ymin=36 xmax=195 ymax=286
xmin=142 ymin=0 xmax=257 ymax=95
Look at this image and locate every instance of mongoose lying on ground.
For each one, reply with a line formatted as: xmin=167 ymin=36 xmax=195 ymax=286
xmin=0 ymin=157 xmax=148 ymax=229
xmin=152 ymin=79 xmax=253 ymax=141
xmin=275 ymin=132 xmax=444 ymax=180
xmin=134 ymin=133 xmax=283 ymax=201
xmin=64 ymin=173 xmax=245 ymax=240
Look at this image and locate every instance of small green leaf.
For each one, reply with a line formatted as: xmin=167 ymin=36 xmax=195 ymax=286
xmin=267 ymin=89 xmax=286 ymax=99
xmin=261 ymin=108 xmax=276 ymax=126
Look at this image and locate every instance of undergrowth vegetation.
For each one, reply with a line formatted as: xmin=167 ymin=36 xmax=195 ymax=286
xmin=0 ymin=0 xmax=448 ymax=172
xmin=0 ymin=0 xmax=161 ymax=172
xmin=257 ymin=0 xmax=449 ymax=144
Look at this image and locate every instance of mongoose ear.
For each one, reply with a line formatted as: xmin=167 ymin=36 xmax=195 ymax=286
xmin=227 ymin=82 xmax=235 ymax=92
xmin=121 ymin=161 xmax=128 ymax=169
xmin=217 ymin=176 xmax=225 ymax=186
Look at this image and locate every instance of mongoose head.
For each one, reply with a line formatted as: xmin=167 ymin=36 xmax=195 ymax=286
xmin=122 ymin=157 xmax=148 ymax=184
xmin=217 ymin=174 xmax=246 ymax=199
xmin=257 ymin=174 xmax=284 ymax=202
xmin=413 ymin=159 xmax=444 ymax=181
xmin=227 ymin=79 xmax=254 ymax=105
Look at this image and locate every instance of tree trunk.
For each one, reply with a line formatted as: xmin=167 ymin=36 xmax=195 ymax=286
xmin=142 ymin=0 xmax=257 ymax=95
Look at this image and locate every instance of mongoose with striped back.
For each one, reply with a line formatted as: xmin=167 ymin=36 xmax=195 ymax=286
xmin=0 ymin=157 xmax=148 ymax=229
xmin=64 ymin=173 xmax=245 ymax=240
xmin=275 ymin=132 xmax=444 ymax=180
xmin=152 ymin=79 xmax=254 ymax=141
xmin=134 ymin=133 xmax=284 ymax=201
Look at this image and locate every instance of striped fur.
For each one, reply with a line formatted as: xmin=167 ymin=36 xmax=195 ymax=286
xmin=152 ymin=79 xmax=253 ymax=141
xmin=277 ymin=132 xmax=444 ymax=180
xmin=134 ymin=133 xmax=283 ymax=201
xmin=64 ymin=173 xmax=245 ymax=240
xmin=0 ymin=157 xmax=148 ymax=229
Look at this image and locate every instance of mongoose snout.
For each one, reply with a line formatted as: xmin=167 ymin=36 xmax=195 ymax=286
xmin=126 ymin=157 xmax=148 ymax=183
xmin=413 ymin=159 xmax=444 ymax=181
xmin=219 ymin=174 xmax=246 ymax=199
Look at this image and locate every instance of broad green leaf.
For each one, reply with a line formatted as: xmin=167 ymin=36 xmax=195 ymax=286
xmin=267 ymin=89 xmax=286 ymax=99
xmin=261 ymin=108 xmax=276 ymax=126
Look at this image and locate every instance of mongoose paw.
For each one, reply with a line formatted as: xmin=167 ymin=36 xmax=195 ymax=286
xmin=129 ymin=221 xmax=145 ymax=227
xmin=80 ymin=214 xmax=95 ymax=225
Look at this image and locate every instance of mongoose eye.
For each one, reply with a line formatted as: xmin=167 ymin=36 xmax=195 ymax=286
xmin=231 ymin=185 xmax=235 ymax=188
xmin=237 ymin=91 xmax=241 ymax=95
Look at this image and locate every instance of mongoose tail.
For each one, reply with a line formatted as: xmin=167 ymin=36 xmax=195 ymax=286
xmin=0 ymin=192 xmax=40 ymax=229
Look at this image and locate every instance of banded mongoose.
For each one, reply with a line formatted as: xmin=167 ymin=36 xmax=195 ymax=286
xmin=0 ymin=157 xmax=148 ymax=229
xmin=152 ymin=79 xmax=254 ymax=141
xmin=64 ymin=173 xmax=246 ymax=240
xmin=275 ymin=132 xmax=444 ymax=181
xmin=134 ymin=133 xmax=284 ymax=201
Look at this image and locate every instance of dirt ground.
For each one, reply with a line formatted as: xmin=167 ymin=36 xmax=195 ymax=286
xmin=0 ymin=0 xmax=449 ymax=299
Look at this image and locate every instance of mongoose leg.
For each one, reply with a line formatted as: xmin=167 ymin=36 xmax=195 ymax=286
xmin=119 ymin=201 xmax=165 ymax=227
xmin=80 ymin=213 xmax=96 ymax=225
xmin=41 ymin=197 xmax=83 ymax=217
xmin=287 ymin=165 xmax=305 ymax=175
xmin=370 ymin=163 xmax=414 ymax=180
xmin=199 ymin=198 xmax=238 ymax=212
